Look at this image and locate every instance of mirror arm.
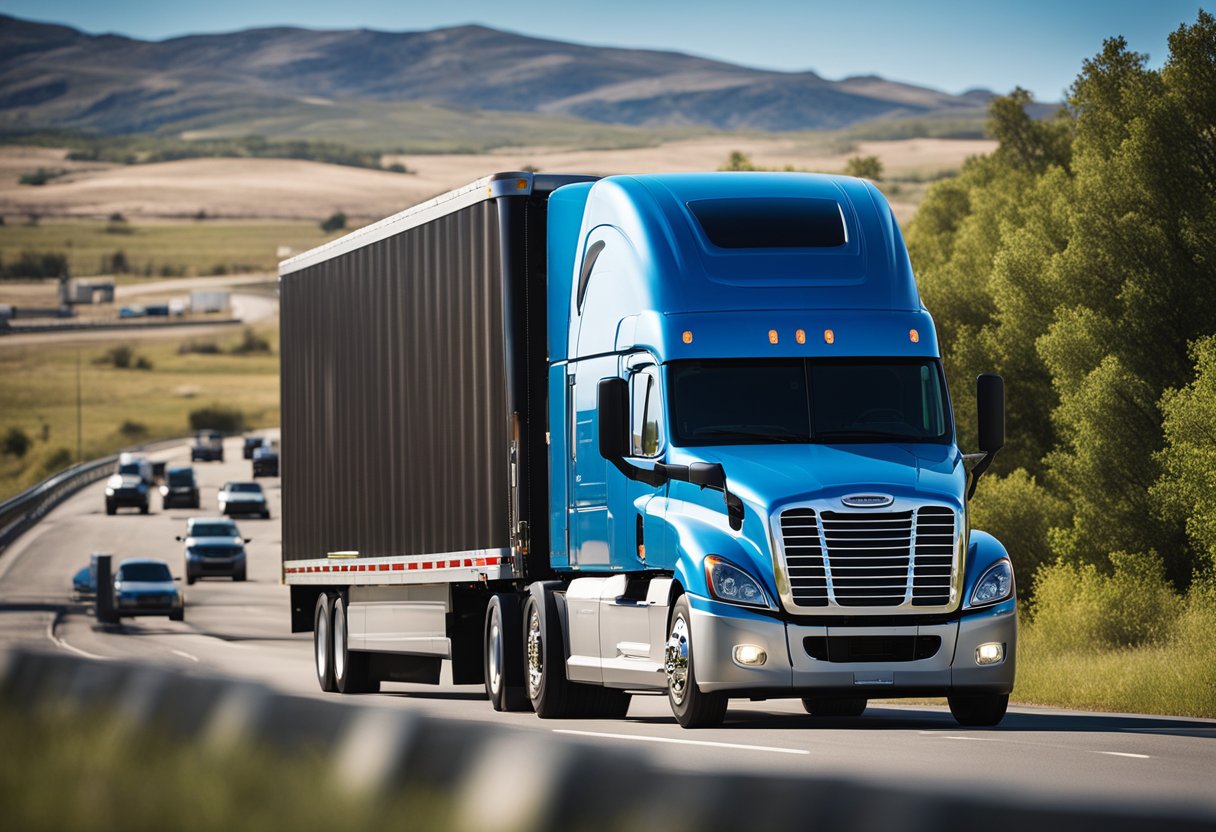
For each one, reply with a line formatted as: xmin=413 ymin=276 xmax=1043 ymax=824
xmin=966 ymin=451 xmax=996 ymax=501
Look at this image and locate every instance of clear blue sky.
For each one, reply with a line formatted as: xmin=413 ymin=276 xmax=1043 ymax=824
xmin=0 ymin=0 xmax=1203 ymax=101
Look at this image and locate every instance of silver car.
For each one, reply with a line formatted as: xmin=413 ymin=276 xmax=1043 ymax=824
xmin=113 ymin=558 xmax=184 ymax=621
xmin=217 ymin=481 xmax=269 ymax=519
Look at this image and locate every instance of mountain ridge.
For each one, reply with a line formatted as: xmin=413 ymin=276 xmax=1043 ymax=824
xmin=0 ymin=14 xmax=997 ymax=136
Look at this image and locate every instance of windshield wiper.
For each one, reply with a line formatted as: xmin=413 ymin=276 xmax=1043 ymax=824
xmin=814 ymin=429 xmax=916 ymax=441
xmin=692 ymin=428 xmax=808 ymax=444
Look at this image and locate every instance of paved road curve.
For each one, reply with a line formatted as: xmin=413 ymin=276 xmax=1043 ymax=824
xmin=2 ymin=437 xmax=1214 ymax=817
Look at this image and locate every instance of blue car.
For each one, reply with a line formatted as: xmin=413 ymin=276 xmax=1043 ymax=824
xmin=113 ymin=558 xmax=184 ymax=621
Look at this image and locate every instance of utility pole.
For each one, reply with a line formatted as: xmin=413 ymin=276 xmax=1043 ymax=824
xmin=76 ymin=346 xmax=82 ymax=463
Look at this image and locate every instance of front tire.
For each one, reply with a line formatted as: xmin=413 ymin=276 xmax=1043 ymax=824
xmin=170 ymin=608 xmax=184 ymax=622
xmin=666 ymin=595 xmax=727 ymax=729
xmin=234 ymin=567 xmax=246 ymax=582
xmin=333 ymin=595 xmax=378 ymax=694
xmin=524 ymin=589 xmax=576 ymax=718
xmin=105 ymin=502 xmax=116 ymax=516
xmin=948 ymin=693 xmax=1008 ymax=727
xmin=314 ymin=593 xmax=336 ymax=692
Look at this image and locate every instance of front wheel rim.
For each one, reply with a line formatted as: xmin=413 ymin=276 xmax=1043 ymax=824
xmin=665 ymin=613 xmax=690 ymax=706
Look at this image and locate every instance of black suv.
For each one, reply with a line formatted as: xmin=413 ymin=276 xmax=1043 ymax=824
xmin=160 ymin=466 xmax=200 ymax=509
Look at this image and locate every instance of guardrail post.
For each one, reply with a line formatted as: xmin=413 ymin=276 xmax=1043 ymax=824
xmin=95 ymin=554 xmax=117 ymax=624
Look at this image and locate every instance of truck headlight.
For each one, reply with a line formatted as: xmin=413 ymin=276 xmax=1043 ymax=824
xmin=970 ymin=559 xmax=1013 ymax=607
xmin=105 ymin=487 xmax=115 ymax=496
xmin=705 ymin=556 xmax=772 ymax=609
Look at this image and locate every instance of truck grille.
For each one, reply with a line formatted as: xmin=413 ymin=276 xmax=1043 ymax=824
xmin=778 ymin=505 xmax=957 ymax=610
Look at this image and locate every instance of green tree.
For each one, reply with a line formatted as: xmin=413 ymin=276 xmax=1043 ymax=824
xmin=320 ymin=211 xmax=347 ymax=233
xmin=1153 ymin=337 xmax=1216 ymax=576
xmin=843 ymin=155 xmax=883 ymax=181
xmin=719 ymin=151 xmax=757 ymax=171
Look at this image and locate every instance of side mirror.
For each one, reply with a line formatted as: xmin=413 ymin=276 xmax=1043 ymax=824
xmin=977 ymin=373 xmax=1005 ymax=454
xmin=244 ymin=538 xmax=252 ymax=544
xmin=173 ymin=577 xmax=182 ymax=582
xmin=175 ymin=536 xmax=183 ymax=542
xmin=688 ymin=462 xmax=726 ymax=490
xmin=597 ymin=377 xmax=629 ymax=461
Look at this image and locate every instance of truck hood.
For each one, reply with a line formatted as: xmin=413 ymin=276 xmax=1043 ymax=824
xmin=115 ymin=581 xmax=177 ymax=596
xmin=107 ymin=474 xmax=143 ymax=489
xmin=670 ymin=442 xmax=965 ymax=514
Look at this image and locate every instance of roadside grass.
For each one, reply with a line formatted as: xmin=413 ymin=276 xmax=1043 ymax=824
xmin=0 ymin=704 xmax=446 ymax=832
xmin=0 ymin=219 xmax=332 ymax=279
xmin=1014 ymin=596 xmax=1216 ymax=719
xmin=0 ymin=324 xmax=279 ymax=500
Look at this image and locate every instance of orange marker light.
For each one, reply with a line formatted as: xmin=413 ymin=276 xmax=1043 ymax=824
xmin=768 ymin=329 xmax=779 ymax=345
xmin=795 ymin=329 xmax=806 ymax=345
xmin=516 ymin=178 xmax=528 ymax=190
xmin=909 ymin=329 xmax=920 ymax=343
xmin=824 ymin=329 xmax=835 ymax=345
xmin=682 ymin=330 xmax=693 ymax=344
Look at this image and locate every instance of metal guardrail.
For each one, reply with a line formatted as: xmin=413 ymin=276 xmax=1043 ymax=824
xmin=2 ymin=647 xmax=1213 ymax=832
xmin=0 ymin=438 xmax=185 ymax=556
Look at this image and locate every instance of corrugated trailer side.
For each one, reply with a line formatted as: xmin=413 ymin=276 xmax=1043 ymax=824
xmin=279 ymin=187 xmax=510 ymax=568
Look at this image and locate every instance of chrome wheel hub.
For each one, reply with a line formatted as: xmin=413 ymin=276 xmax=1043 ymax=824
xmin=665 ymin=614 xmax=690 ymax=705
xmin=526 ymin=605 xmax=543 ymax=699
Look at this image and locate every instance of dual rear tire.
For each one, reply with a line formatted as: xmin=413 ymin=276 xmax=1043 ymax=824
xmin=314 ymin=592 xmax=378 ymax=695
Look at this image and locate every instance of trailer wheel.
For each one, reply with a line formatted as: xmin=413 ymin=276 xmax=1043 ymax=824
xmin=802 ymin=696 xmax=867 ymax=717
xmin=314 ymin=593 xmax=336 ymax=692
xmin=666 ymin=595 xmax=727 ymax=728
xmin=948 ymin=693 xmax=1008 ymax=727
xmin=333 ymin=596 xmax=379 ymax=694
xmin=484 ymin=594 xmax=529 ymax=711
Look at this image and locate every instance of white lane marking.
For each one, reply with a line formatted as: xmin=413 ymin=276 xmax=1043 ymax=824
xmin=554 ymin=729 xmax=811 ymax=756
xmin=941 ymin=735 xmax=1001 ymax=741
xmin=170 ymin=649 xmax=199 ymax=663
xmin=1096 ymin=751 xmax=1151 ymax=759
xmin=1125 ymin=727 xmax=1216 ymax=734
xmin=46 ymin=612 xmax=109 ymax=661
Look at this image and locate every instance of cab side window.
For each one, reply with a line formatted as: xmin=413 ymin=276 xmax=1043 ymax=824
xmin=630 ymin=366 xmax=663 ymax=457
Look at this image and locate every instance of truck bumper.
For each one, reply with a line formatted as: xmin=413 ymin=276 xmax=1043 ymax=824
xmin=688 ymin=594 xmax=1016 ymax=697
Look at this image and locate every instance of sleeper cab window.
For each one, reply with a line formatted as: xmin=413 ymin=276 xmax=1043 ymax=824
xmin=630 ymin=365 xmax=663 ymax=457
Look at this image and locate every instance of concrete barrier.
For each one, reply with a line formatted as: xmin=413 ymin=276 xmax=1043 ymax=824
xmin=1 ymin=647 xmax=1212 ymax=832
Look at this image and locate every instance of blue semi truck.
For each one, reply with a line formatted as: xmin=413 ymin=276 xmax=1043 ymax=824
xmin=279 ymin=171 xmax=1016 ymax=728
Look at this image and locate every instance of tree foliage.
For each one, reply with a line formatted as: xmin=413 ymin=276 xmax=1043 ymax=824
xmin=909 ymin=11 xmax=1216 ymax=589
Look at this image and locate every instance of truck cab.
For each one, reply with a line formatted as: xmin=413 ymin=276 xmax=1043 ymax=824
xmin=537 ymin=174 xmax=1015 ymax=726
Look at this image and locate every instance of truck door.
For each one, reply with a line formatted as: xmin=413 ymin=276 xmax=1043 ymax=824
xmin=569 ymin=354 xmax=617 ymax=566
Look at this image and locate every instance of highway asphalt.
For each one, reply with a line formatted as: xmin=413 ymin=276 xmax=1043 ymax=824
xmin=1 ymin=437 xmax=1214 ymax=817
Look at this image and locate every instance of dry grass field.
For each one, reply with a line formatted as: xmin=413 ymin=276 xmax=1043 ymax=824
xmin=1 ymin=137 xmax=994 ymax=227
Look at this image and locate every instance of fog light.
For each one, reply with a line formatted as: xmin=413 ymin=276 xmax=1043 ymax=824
xmin=734 ymin=644 xmax=767 ymax=666
xmin=975 ymin=642 xmax=1005 ymax=666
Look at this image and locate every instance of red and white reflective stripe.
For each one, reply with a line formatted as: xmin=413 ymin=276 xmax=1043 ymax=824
xmin=283 ymin=554 xmax=506 ymax=576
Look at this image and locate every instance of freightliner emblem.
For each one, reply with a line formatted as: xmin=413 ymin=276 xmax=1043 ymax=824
xmin=841 ymin=494 xmax=894 ymax=508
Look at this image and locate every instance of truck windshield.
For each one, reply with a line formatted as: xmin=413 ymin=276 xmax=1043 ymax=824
xmin=118 ymin=563 xmax=172 ymax=582
xmin=668 ymin=359 xmax=952 ymax=446
xmin=118 ymin=463 xmax=142 ymax=476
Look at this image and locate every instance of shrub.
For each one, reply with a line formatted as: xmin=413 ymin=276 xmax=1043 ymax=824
xmin=0 ymin=251 xmax=67 ymax=279
xmin=96 ymin=345 xmax=134 ymax=369
xmin=36 ymin=447 xmax=74 ymax=478
xmin=133 ymin=356 xmax=153 ymax=370
xmin=229 ymin=328 xmax=271 ymax=355
xmin=969 ymin=469 xmax=1068 ymax=596
xmin=1030 ymin=551 xmax=1182 ymax=651
xmin=189 ymin=405 xmax=246 ymax=433
xmin=719 ymin=151 xmax=758 ymax=171
xmin=18 ymin=168 xmax=66 ymax=186
xmin=320 ymin=211 xmax=347 ymax=233
xmin=844 ymin=155 xmax=884 ymax=181
xmin=118 ymin=420 xmax=147 ymax=439
xmin=178 ymin=339 xmax=221 ymax=355
xmin=2 ymin=427 xmax=31 ymax=458
xmin=101 ymin=250 xmax=130 ymax=274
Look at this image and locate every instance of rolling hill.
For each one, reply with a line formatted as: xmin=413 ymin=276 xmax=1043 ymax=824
xmin=0 ymin=14 xmax=995 ymax=138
